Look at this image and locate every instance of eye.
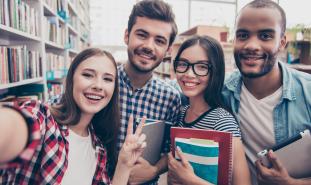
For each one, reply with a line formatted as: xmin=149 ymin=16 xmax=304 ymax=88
xmin=259 ymin=32 xmax=273 ymax=40
xmin=82 ymin=72 xmax=93 ymax=78
xmin=236 ymin=32 xmax=249 ymax=40
xmin=103 ymin=77 xmax=114 ymax=82
xmin=136 ymin=32 xmax=147 ymax=39
xmin=195 ymin=63 xmax=210 ymax=71
xmin=155 ymin=38 xmax=166 ymax=46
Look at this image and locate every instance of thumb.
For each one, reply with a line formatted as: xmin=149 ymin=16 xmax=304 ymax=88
xmin=268 ymin=150 xmax=286 ymax=172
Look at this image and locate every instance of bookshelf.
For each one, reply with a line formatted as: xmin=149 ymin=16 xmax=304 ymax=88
xmin=0 ymin=0 xmax=91 ymax=103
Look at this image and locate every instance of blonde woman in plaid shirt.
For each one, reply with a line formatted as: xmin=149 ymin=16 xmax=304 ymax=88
xmin=0 ymin=48 xmax=146 ymax=185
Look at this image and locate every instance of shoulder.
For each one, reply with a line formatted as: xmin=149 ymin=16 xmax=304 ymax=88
xmin=153 ymin=77 xmax=181 ymax=97
xmin=211 ymin=107 xmax=236 ymax=120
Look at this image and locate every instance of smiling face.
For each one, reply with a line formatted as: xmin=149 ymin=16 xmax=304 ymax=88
xmin=234 ymin=6 xmax=286 ymax=78
xmin=175 ymin=44 xmax=210 ymax=100
xmin=124 ymin=16 xmax=172 ymax=74
xmin=73 ymin=56 xmax=116 ymax=116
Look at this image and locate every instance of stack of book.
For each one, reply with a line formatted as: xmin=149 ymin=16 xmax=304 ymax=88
xmin=0 ymin=45 xmax=41 ymax=84
xmin=171 ymin=127 xmax=233 ymax=185
xmin=175 ymin=137 xmax=219 ymax=184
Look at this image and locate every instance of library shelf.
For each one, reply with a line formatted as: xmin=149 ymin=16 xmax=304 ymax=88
xmin=0 ymin=24 xmax=41 ymax=42
xmin=45 ymin=41 xmax=65 ymax=50
xmin=0 ymin=78 xmax=44 ymax=90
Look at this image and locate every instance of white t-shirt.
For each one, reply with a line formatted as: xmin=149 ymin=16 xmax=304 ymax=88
xmin=61 ymin=129 xmax=97 ymax=185
xmin=239 ymin=83 xmax=282 ymax=185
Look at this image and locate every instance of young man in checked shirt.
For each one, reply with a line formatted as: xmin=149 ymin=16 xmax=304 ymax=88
xmin=118 ymin=0 xmax=181 ymax=184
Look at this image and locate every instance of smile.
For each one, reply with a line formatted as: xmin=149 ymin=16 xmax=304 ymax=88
xmin=183 ymin=82 xmax=199 ymax=87
xmin=84 ymin=93 xmax=104 ymax=100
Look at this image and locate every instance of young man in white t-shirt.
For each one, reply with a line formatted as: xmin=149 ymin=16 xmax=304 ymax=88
xmin=222 ymin=0 xmax=311 ymax=185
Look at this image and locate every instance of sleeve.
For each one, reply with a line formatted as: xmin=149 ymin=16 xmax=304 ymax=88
xmin=162 ymin=91 xmax=182 ymax=153
xmin=1 ymin=100 xmax=48 ymax=169
xmin=214 ymin=108 xmax=241 ymax=138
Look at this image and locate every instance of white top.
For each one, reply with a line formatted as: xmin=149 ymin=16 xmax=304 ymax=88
xmin=61 ymin=129 xmax=97 ymax=185
xmin=239 ymin=83 xmax=282 ymax=185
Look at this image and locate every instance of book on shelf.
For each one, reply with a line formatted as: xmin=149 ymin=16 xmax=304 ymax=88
xmin=0 ymin=45 xmax=41 ymax=84
xmin=1 ymin=0 xmax=39 ymax=36
xmin=171 ymin=127 xmax=233 ymax=185
xmin=0 ymin=83 xmax=44 ymax=105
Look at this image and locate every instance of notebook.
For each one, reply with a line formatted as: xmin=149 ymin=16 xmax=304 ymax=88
xmin=171 ymin=127 xmax=233 ymax=185
xmin=175 ymin=137 xmax=219 ymax=184
xmin=257 ymin=129 xmax=311 ymax=178
xmin=135 ymin=119 xmax=170 ymax=165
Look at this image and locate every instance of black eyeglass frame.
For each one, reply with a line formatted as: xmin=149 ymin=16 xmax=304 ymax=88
xmin=173 ymin=59 xmax=212 ymax=76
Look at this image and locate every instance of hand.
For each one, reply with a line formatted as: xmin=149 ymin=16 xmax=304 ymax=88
xmin=256 ymin=150 xmax=294 ymax=185
xmin=128 ymin=157 xmax=158 ymax=185
xmin=118 ymin=115 xmax=146 ymax=169
xmin=167 ymin=147 xmax=195 ymax=185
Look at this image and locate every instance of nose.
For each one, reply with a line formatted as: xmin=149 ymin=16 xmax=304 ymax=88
xmin=243 ymin=36 xmax=261 ymax=51
xmin=184 ymin=66 xmax=196 ymax=77
xmin=92 ymin=77 xmax=103 ymax=91
xmin=143 ymin=38 xmax=155 ymax=51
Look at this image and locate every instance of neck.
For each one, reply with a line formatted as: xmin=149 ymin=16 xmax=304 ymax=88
xmin=188 ymin=96 xmax=210 ymax=116
xmin=69 ymin=113 xmax=93 ymax=137
xmin=243 ymin=63 xmax=282 ymax=99
xmin=124 ymin=62 xmax=152 ymax=90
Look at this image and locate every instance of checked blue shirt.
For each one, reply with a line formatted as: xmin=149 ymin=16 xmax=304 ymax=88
xmin=117 ymin=64 xmax=181 ymax=152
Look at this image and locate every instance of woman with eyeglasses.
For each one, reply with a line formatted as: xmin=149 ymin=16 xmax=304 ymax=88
xmin=167 ymin=35 xmax=251 ymax=185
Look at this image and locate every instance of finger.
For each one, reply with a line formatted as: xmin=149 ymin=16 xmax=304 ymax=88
xmin=134 ymin=116 xmax=146 ymax=137
xmin=268 ymin=150 xmax=285 ymax=172
xmin=137 ymin=133 xmax=146 ymax=145
xmin=126 ymin=115 xmax=134 ymax=137
xmin=255 ymin=159 xmax=272 ymax=179
xmin=176 ymin=147 xmax=189 ymax=166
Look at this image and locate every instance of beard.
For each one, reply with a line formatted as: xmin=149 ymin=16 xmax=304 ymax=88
xmin=234 ymin=50 xmax=278 ymax=78
xmin=127 ymin=47 xmax=161 ymax=73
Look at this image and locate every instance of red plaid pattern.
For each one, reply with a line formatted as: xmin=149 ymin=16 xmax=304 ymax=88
xmin=0 ymin=100 xmax=111 ymax=185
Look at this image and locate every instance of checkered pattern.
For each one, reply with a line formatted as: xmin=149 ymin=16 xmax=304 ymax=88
xmin=0 ymin=100 xmax=111 ymax=185
xmin=117 ymin=64 xmax=181 ymax=152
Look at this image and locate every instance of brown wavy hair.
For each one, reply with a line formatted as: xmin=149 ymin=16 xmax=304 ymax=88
xmin=50 ymin=48 xmax=120 ymax=177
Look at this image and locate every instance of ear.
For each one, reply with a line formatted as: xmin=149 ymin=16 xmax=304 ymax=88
xmin=124 ymin=29 xmax=129 ymax=45
xmin=279 ymin=34 xmax=287 ymax=51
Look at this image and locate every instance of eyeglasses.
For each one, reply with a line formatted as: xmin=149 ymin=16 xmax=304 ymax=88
xmin=173 ymin=59 xmax=212 ymax=76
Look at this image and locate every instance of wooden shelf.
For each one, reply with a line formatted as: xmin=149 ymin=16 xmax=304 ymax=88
xmin=0 ymin=24 xmax=41 ymax=42
xmin=0 ymin=78 xmax=44 ymax=90
xmin=45 ymin=41 xmax=65 ymax=50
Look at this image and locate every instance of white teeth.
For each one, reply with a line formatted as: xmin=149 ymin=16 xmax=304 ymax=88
xmin=85 ymin=95 xmax=102 ymax=100
xmin=184 ymin=82 xmax=197 ymax=87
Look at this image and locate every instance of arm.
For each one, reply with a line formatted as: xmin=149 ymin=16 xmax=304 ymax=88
xmin=232 ymin=137 xmax=251 ymax=185
xmin=0 ymin=106 xmax=28 ymax=164
xmin=128 ymin=153 xmax=166 ymax=184
xmin=167 ymin=148 xmax=213 ymax=185
xmin=256 ymin=150 xmax=311 ymax=185
xmin=112 ymin=116 xmax=146 ymax=185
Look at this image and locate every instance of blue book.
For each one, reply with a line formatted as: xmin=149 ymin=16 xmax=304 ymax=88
xmin=175 ymin=138 xmax=219 ymax=184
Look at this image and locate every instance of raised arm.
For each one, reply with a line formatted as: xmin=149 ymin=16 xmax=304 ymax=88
xmin=112 ymin=116 xmax=146 ymax=185
xmin=0 ymin=106 xmax=28 ymax=164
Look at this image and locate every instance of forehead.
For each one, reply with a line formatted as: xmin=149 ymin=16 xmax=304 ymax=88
xmin=77 ymin=56 xmax=116 ymax=75
xmin=236 ymin=7 xmax=282 ymax=32
xmin=180 ymin=45 xmax=209 ymax=62
xmin=131 ymin=16 xmax=172 ymax=40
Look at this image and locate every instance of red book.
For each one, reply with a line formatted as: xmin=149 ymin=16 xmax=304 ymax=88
xmin=170 ymin=127 xmax=233 ymax=185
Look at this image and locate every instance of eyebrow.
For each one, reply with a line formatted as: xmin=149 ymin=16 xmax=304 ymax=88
xmin=236 ymin=28 xmax=276 ymax=33
xmin=82 ymin=68 xmax=115 ymax=77
xmin=135 ymin=29 xmax=168 ymax=43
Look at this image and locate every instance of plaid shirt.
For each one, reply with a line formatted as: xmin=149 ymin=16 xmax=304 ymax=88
xmin=117 ymin=64 xmax=181 ymax=151
xmin=0 ymin=100 xmax=111 ymax=185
